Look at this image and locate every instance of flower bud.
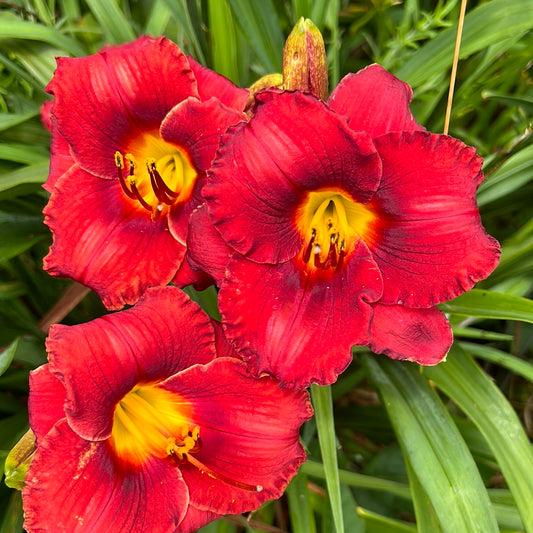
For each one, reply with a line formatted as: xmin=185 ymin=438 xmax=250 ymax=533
xmin=4 ymin=429 xmax=36 ymax=490
xmin=246 ymin=73 xmax=284 ymax=109
xmin=282 ymin=17 xmax=328 ymax=101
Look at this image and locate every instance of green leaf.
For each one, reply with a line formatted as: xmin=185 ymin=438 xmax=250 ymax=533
xmin=0 ymin=338 xmax=18 ymax=377
xmin=478 ymin=144 xmax=533 ymax=206
xmin=461 ymin=341 xmax=533 ymax=383
xmin=0 ymin=213 xmax=48 ymax=261
xmin=405 ymin=460 xmax=442 ymax=533
xmin=440 ymin=289 xmax=533 ymax=324
xmin=286 ymin=471 xmax=317 ymax=533
xmin=0 ymin=111 xmax=40 ymax=133
xmin=425 ymin=346 xmax=533 ymax=530
xmin=0 ymin=20 xmax=85 ymax=57
xmin=302 ymin=460 xmax=411 ymax=500
xmin=0 ymin=143 xmax=48 ymax=165
xmin=207 ymin=0 xmax=240 ymax=83
xmin=311 ymin=384 xmax=344 ymax=533
xmin=396 ymin=0 xmax=533 ymax=87
xmin=357 ymin=507 xmax=417 ymax=533
xmin=159 ymin=0 xmax=207 ymax=63
xmin=144 ymin=0 xmax=172 ymax=36
xmin=226 ymin=0 xmax=284 ymax=74
xmin=83 ymin=0 xmax=136 ymax=43
xmin=364 ymin=356 xmax=499 ymax=533
xmin=0 ymin=161 xmax=48 ymax=193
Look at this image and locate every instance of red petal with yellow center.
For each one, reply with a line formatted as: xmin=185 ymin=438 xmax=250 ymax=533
xmin=161 ymin=97 xmax=247 ymax=242
xmin=43 ymin=167 xmax=186 ymax=310
xmin=367 ymin=131 xmax=501 ymax=307
xmin=45 ymin=287 xmax=216 ymax=441
xmin=328 ymin=64 xmax=425 ymax=137
xmin=28 ymin=365 xmax=65 ymax=444
xmin=368 ymin=303 xmax=453 ymax=365
xmin=47 ymin=36 xmax=198 ymax=180
xmin=161 ymin=358 xmax=312 ymax=517
xmin=23 ymin=419 xmax=188 ymax=533
xmin=204 ymin=90 xmax=381 ymax=265
xmin=219 ymin=241 xmax=383 ymax=388
xmin=186 ymin=55 xmax=249 ymax=111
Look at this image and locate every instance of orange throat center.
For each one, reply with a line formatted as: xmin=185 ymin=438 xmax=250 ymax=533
xmin=110 ymin=384 xmax=261 ymax=492
xmin=114 ymin=132 xmax=197 ymax=221
xmin=296 ymin=190 xmax=375 ymax=274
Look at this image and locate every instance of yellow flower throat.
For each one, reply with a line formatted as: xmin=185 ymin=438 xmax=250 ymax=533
xmin=114 ymin=132 xmax=197 ymax=220
xmin=110 ymin=384 xmax=262 ymax=492
xmin=296 ymin=190 xmax=375 ymax=273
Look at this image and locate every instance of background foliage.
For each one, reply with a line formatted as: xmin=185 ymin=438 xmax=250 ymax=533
xmin=0 ymin=0 xmax=532 ymax=532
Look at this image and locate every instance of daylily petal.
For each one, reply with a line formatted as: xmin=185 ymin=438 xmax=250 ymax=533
xmin=162 ymin=358 xmax=312 ymax=514
xmin=45 ymin=124 xmax=75 ymax=192
xmin=23 ymin=419 xmax=188 ymax=533
xmin=46 ymin=287 xmax=216 ymax=441
xmin=47 ymin=36 xmax=198 ymax=179
xmin=368 ymin=303 xmax=453 ymax=365
xmin=368 ymin=131 xmax=501 ymax=307
xmin=204 ymin=90 xmax=381 ymax=264
xmin=162 ymin=97 xmax=247 ymax=242
xmin=172 ymin=253 xmax=213 ymax=291
xmin=219 ymin=241 xmax=382 ymax=388
xmin=328 ymin=64 xmax=425 ymax=137
xmin=41 ymin=101 xmax=75 ymax=192
xmin=177 ymin=505 xmax=223 ymax=533
xmin=186 ymin=55 xmax=249 ymax=111
xmin=211 ymin=320 xmax=237 ymax=359
xmin=161 ymin=97 xmax=247 ymax=172
xmin=185 ymin=205 xmax=232 ymax=287
xmin=28 ymin=365 xmax=65 ymax=444
xmin=43 ymin=167 xmax=185 ymax=310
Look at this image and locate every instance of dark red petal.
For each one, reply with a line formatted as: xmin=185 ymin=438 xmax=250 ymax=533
xmin=28 ymin=365 xmax=65 ymax=444
xmin=46 ymin=286 xmax=216 ymax=441
xmin=162 ymin=358 xmax=312 ymax=515
xmin=45 ymin=130 xmax=75 ymax=193
xmin=23 ymin=420 xmax=188 ymax=533
xmin=161 ymin=97 xmax=247 ymax=172
xmin=40 ymin=100 xmax=53 ymax=132
xmin=47 ymin=36 xmax=198 ymax=179
xmin=211 ymin=319 xmax=238 ymax=359
xmin=204 ymin=90 xmax=381 ymax=264
xmin=328 ymin=64 xmax=425 ymax=137
xmin=368 ymin=303 xmax=452 ymax=365
xmin=187 ymin=55 xmax=249 ymax=111
xmin=219 ymin=241 xmax=383 ymax=388
xmin=172 ymin=254 xmax=213 ymax=291
xmin=185 ymin=205 xmax=231 ymax=287
xmin=368 ymin=131 xmax=501 ymax=307
xmin=177 ymin=505 xmax=223 ymax=533
xmin=43 ymin=167 xmax=185 ymax=310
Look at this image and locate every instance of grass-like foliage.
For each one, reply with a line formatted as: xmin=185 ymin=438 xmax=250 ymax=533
xmin=0 ymin=0 xmax=532 ymax=532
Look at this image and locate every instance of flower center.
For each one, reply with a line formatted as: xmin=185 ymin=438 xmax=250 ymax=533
xmin=296 ymin=190 xmax=375 ymax=273
xmin=110 ymin=384 xmax=261 ymax=491
xmin=114 ymin=131 xmax=197 ymax=220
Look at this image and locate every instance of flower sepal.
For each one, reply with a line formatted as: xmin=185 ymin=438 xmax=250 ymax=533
xmin=4 ymin=429 xmax=36 ymax=490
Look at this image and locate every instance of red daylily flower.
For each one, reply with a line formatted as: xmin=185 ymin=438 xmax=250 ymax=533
xmin=23 ymin=287 xmax=311 ymax=533
xmin=42 ymin=36 xmax=248 ymax=309
xmin=199 ymin=65 xmax=500 ymax=388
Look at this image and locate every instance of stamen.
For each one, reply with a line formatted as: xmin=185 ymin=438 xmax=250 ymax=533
xmin=130 ymin=181 xmax=152 ymax=212
xmin=115 ymin=151 xmax=136 ymax=200
xmin=185 ymin=454 xmax=263 ymax=492
xmin=146 ymin=159 xmax=177 ymax=205
xmin=165 ymin=428 xmax=262 ymax=492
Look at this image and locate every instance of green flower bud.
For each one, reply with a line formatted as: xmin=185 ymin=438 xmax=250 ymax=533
xmin=4 ymin=429 xmax=36 ymax=490
xmin=282 ymin=17 xmax=328 ymax=101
